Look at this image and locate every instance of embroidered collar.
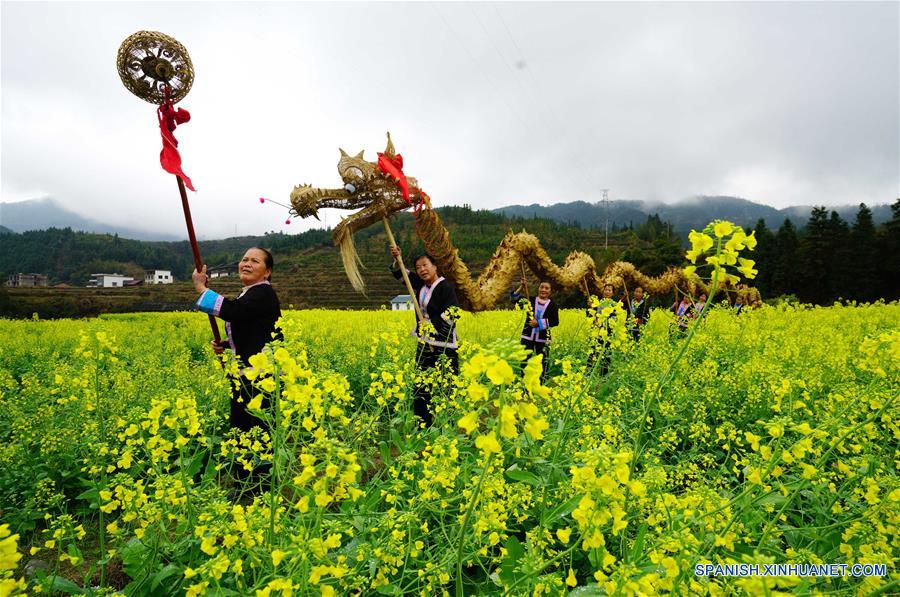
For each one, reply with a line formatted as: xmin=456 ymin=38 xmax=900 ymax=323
xmin=238 ymin=279 xmax=271 ymax=298
xmin=419 ymin=277 xmax=445 ymax=314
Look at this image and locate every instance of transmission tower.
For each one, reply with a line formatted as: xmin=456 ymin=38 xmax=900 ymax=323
xmin=601 ymin=189 xmax=610 ymax=249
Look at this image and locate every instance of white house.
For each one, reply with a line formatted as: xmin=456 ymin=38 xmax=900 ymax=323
xmin=390 ymin=294 xmax=413 ymax=311
xmin=6 ymin=273 xmax=48 ymax=287
xmin=209 ymin=262 xmax=239 ymax=279
xmin=88 ymin=273 xmax=135 ymax=288
xmin=144 ymin=269 xmax=173 ymax=285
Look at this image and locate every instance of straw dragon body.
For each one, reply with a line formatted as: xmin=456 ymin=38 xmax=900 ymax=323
xmin=289 ymin=135 xmax=759 ymax=311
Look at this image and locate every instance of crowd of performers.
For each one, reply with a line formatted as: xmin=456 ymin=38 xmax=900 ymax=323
xmin=192 ymin=246 xmax=761 ymax=440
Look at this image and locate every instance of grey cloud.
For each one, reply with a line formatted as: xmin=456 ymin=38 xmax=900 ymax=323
xmin=2 ymin=1 xmax=897 ymax=239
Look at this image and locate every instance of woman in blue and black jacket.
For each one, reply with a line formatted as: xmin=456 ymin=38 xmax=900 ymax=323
xmin=389 ymin=245 xmax=460 ymax=427
xmin=519 ymin=281 xmax=559 ymax=381
xmin=193 ymin=247 xmax=282 ymax=432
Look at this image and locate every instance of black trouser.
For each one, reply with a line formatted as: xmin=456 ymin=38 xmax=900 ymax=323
xmin=414 ymin=343 xmax=459 ymax=427
xmin=630 ymin=324 xmax=644 ymax=342
xmin=229 ymin=376 xmax=272 ymax=491
xmin=670 ymin=319 xmax=689 ymax=339
xmin=521 ymin=339 xmax=550 ymax=381
xmin=231 ymin=376 xmax=269 ymax=432
xmin=585 ymin=339 xmax=611 ymax=376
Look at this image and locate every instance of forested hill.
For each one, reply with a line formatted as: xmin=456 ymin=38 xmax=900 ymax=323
xmin=2 ymin=202 xmax=897 ymax=319
xmin=0 ymin=206 xmax=683 ymax=287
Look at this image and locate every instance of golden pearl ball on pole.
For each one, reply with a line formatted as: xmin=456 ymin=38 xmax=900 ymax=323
xmin=116 ymin=30 xmax=194 ymax=105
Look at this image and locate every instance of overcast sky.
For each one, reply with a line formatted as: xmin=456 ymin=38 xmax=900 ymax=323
xmin=2 ymin=1 xmax=898 ymax=238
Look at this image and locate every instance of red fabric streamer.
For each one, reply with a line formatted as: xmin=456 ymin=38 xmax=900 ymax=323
xmin=377 ymin=152 xmax=409 ymax=204
xmin=157 ymin=100 xmax=195 ymax=191
xmin=377 ymin=152 xmax=429 ymax=212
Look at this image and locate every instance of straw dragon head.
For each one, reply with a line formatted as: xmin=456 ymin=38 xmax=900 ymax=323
xmin=289 ymin=133 xmax=429 ymax=292
xmin=290 ymin=133 xmax=427 ymax=227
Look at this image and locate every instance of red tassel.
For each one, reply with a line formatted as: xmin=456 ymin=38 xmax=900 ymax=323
xmin=157 ymin=100 xmax=195 ymax=191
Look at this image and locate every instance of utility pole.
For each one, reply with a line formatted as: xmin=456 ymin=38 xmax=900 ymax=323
xmin=601 ymin=189 xmax=610 ymax=249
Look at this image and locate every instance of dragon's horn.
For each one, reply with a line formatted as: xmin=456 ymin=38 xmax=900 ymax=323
xmin=384 ymin=132 xmax=396 ymax=158
xmin=339 ymin=148 xmax=349 ymax=157
xmin=354 ymin=150 xmax=365 ymax=159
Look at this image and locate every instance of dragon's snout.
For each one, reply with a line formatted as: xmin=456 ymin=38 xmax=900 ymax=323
xmin=289 ymin=184 xmax=320 ymax=219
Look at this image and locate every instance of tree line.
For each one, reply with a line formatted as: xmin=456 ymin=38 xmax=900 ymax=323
xmin=1 ymin=202 xmax=897 ymax=305
xmin=750 ymin=200 xmax=899 ymax=304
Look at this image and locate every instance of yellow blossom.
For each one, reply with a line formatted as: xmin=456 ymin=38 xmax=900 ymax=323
xmin=485 ymin=359 xmax=515 ymax=386
xmin=524 ymin=416 xmax=549 ymax=441
xmin=713 ymin=221 xmax=734 ymax=238
xmin=271 ymin=549 xmax=287 ymax=566
xmin=458 ymin=411 xmax=479 ymax=435
xmin=474 ymin=432 xmax=501 ymax=456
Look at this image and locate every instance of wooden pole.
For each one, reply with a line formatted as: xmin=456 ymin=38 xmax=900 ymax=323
xmin=177 ymin=176 xmax=222 ymax=342
xmin=382 ymin=216 xmax=424 ymax=322
xmin=519 ymin=259 xmax=530 ymax=302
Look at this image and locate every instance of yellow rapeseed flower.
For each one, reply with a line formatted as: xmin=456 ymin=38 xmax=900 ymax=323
xmin=524 ymin=416 xmax=549 ymax=441
xmin=0 ymin=524 xmax=23 ymax=572
xmin=458 ymin=411 xmax=479 ymax=435
xmin=474 ymin=432 xmax=501 ymax=456
xmin=271 ymin=549 xmax=287 ymax=566
xmin=713 ymin=221 xmax=734 ymax=238
xmin=499 ymin=406 xmax=518 ymax=439
xmin=737 ymin=258 xmax=758 ymax=280
xmin=485 ymin=359 xmax=515 ymax=386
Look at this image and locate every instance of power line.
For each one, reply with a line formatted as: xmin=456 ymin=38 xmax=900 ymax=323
xmin=432 ymin=3 xmax=533 ymax=132
xmin=489 ymin=2 xmax=612 ymax=210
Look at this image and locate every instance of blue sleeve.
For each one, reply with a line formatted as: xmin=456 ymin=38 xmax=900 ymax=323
xmin=196 ymin=289 xmax=224 ymax=316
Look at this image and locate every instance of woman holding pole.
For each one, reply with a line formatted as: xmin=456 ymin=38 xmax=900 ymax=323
xmin=389 ymin=245 xmax=459 ymax=427
xmin=192 ymin=247 xmax=283 ymax=432
xmin=623 ymin=285 xmax=651 ymax=341
xmin=519 ymin=281 xmax=559 ymax=382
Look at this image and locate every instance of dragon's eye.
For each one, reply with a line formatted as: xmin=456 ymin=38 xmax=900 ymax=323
xmin=347 ymin=167 xmax=364 ymax=180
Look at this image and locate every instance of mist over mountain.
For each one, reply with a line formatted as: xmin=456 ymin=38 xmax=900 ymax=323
xmin=495 ymin=196 xmax=893 ymax=233
xmin=2 ymin=195 xmax=893 ymax=243
xmin=0 ymin=198 xmax=180 ymax=241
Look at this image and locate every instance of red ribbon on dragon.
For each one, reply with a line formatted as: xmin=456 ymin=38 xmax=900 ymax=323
xmin=377 ymin=151 xmax=428 ymax=213
xmin=157 ymin=99 xmax=195 ymax=191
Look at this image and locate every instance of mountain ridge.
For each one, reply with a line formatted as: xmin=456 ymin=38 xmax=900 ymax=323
xmin=0 ymin=197 xmax=180 ymax=241
xmin=1 ymin=195 xmax=892 ymax=242
xmin=494 ymin=195 xmax=893 ymax=233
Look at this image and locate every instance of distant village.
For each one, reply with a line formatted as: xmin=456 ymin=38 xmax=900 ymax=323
xmin=7 ymin=269 xmax=180 ymax=288
xmin=5 ymin=265 xmax=416 ymax=310
xmin=4 ymin=261 xmax=253 ymax=289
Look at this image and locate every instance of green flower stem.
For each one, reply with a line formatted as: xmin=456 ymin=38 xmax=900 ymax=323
xmin=94 ymin=338 xmax=107 ymax=589
xmin=503 ymin=532 xmax=584 ymax=593
xmin=268 ymin=362 xmax=282 ymax=549
xmin=456 ymin=450 xmax=496 ymax=597
xmin=621 ymin=238 xmax=722 ymax=558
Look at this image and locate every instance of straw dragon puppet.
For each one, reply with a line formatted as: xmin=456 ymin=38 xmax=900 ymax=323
xmin=289 ymin=134 xmax=760 ymax=311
